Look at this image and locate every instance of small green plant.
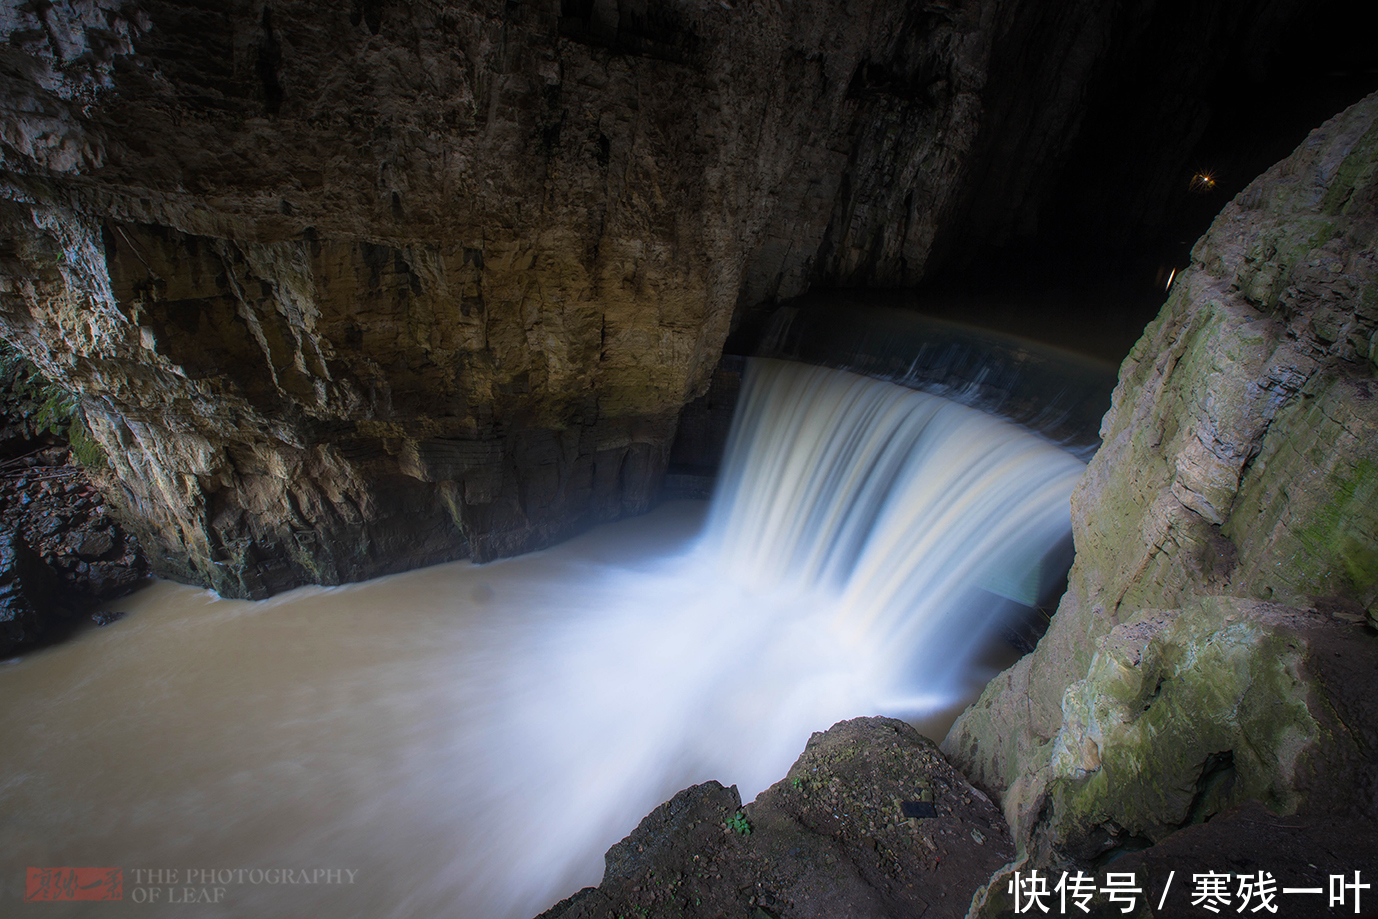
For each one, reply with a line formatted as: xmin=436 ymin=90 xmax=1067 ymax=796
xmin=66 ymin=416 xmax=106 ymax=467
xmin=0 ymin=340 xmax=105 ymax=467
xmin=725 ymin=811 xmax=751 ymax=836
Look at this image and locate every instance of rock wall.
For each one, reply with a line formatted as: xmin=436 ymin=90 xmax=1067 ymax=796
xmin=0 ymin=0 xmax=1324 ymax=595
xmin=0 ymin=0 xmax=1004 ymax=596
xmin=945 ymin=93 xmax=1378 ymax=865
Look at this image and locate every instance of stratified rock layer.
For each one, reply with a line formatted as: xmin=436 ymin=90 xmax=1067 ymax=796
xmin=945 ymin=93 xmax=1378 ymax=866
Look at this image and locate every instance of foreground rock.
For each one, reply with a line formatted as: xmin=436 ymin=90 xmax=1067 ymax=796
xmin=542 ymin=717 xmax=1012 ymax=919
xmin=945 ymin=92 xmax=1378 ymax=874
xmin=961 ymin=599 xmax=1378 ymax=880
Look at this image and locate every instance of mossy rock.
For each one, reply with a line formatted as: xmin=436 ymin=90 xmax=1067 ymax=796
xmin=1035 ymin=597 xmax=1373 ymax=864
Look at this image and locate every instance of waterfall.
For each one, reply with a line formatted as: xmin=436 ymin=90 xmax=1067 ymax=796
xmin=444 ymin=357 xmax=1089 ymax=914
xmin=703 ymin=358 xmax=1086 ymax=706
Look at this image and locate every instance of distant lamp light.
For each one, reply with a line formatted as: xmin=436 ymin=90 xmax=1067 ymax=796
xmin=1188 ymin=172 xmax=1217 ymax=194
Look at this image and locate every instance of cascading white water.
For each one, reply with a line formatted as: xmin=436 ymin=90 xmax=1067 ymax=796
xmin=453 ymin=359 xmax=1086 ymax=913
xmin=706 ymin=358 xmax=1086 ymax=707
xmin=0 ymin=356 xmax=1086 ymax=919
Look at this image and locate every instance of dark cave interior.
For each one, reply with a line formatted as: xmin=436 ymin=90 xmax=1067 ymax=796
xmin=730 ymin=0 xmax=1378 ymax=364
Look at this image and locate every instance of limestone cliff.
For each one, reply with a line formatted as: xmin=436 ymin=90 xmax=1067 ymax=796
xmin=0 ymin=0 xmax=1011 ymax=596
xmin=945 ymin=93 xmax=1378 ymax=866
xmin=0 ymin=0 xmax=1316 ymax=596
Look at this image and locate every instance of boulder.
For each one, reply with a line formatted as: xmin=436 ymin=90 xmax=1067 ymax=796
xmin=543 ymin=717 xmax=1012 ymax=919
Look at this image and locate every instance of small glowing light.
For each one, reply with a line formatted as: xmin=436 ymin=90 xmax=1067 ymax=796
xmin=1188 ymin=172 xmax=1217 ymax=194
xmin=1165 ymin=267 xmax=1177 ymax=291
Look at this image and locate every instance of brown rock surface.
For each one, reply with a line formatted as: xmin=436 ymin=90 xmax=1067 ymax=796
xmin=0 ymin=0 xmax=1321 ymax=595
xmin=0 ymin=0 xmax=1005 ymax=595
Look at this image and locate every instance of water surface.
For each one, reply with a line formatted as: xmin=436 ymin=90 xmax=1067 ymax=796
xmin=1 ymin=360 xmax=1079 ymax=917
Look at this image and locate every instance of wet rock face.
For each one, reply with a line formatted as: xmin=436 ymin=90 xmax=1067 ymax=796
xmin=0 ymin=0 xmax=1321 ymax=595
xmin=1037 ymin=600 xmax=1377 ymax=863
xmin=945 ymin=92 xmax=1378 ymax=866
xmin=543 ymin=717 xmax=1013 ymax=919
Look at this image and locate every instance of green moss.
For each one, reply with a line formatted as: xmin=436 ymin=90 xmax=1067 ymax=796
xmin=1044 ymin=599 xmax=1320 ymax=858
xmin=1320 ymin=115 xmax=1378 ymax=216
xmin=0 ymin=340 xmax=105 ymax=467
xmin=285 ymin=540 xmax=326 ymax=584
xmin=66 ymin=414 xmax=107 ymax=467
xmin=1299 ymin=458 xmax=1378 ymax=592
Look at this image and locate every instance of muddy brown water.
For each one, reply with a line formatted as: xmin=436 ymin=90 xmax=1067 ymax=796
xmin=0 ymin=501 xmax=1017 ymax=918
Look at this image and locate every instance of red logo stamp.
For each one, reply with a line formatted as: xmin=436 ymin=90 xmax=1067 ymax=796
xmin=24 ymin=867 xmax=123 ymax=902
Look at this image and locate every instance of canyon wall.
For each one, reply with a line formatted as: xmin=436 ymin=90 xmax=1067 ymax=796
xmin=0 ymin=0 xmax=996 ymax=595
xmin=0 ymin=0 xmax=1312 ymax=596
xmin=945 ymin=92 xmax=1378 ymax=868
